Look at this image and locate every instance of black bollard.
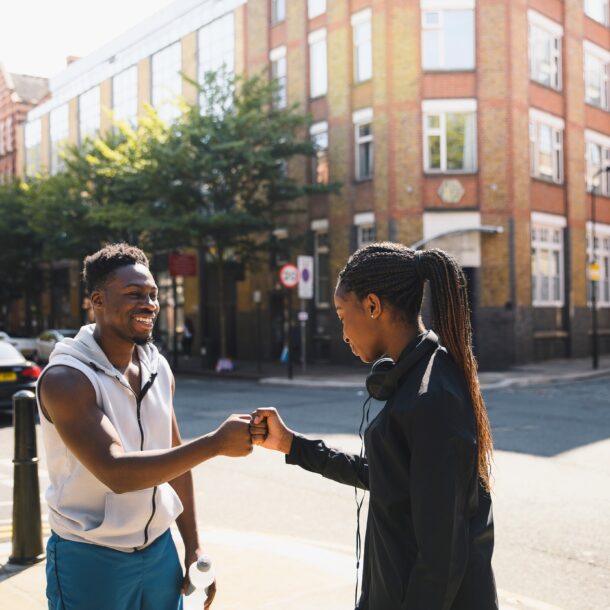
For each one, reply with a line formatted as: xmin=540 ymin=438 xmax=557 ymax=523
xmin=9 ymin=390 xmax=45 ymax=564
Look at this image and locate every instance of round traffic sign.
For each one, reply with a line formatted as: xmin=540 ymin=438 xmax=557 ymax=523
xmin=279 ymin=264 xmax=299 ymax=288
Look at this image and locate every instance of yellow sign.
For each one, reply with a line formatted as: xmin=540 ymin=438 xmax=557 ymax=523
xmin=590 ymin=262 xmax=601 ymax=282
xmin=0 ymin=372 xmax=17 ymax=382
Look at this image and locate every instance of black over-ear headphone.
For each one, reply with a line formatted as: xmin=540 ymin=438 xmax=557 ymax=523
xmin=365 ymin=331 xmax=438 ymax=401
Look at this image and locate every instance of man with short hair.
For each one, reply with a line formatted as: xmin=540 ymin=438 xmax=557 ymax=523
xmin=38 ymin=243 xmax=253 ymax=610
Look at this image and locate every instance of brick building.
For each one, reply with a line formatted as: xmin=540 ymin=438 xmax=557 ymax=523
xmin=16 ymin=0 xmax=610 ymax=369
xmin=0 ymin=63 xmax=48 ymax=182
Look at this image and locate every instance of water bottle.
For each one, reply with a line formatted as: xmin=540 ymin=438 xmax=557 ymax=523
xmin=188 ymin=555 xmax=214 ymax=596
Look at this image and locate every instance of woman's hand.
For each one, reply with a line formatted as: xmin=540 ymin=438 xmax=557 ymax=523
xmin=250 ymin=407 xmax=294 ymax=454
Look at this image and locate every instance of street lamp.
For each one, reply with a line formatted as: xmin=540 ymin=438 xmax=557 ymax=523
xmin=588 ymin=164 xmax=610 ymax=370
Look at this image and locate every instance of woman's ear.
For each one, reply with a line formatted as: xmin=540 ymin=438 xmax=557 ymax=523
xmin=366 ymin=293 xmax=382 ymax=319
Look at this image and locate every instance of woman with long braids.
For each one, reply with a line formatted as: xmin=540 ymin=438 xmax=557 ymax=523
xmin=250 ymin=242 xmax=498 ymax=610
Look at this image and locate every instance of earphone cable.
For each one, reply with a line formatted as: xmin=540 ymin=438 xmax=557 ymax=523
xmin=354 ymin=395 xmax=372 ymax=609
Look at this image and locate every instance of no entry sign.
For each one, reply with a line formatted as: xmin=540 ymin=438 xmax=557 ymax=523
xmin=279 ymin=264 xmax=299 ymax=289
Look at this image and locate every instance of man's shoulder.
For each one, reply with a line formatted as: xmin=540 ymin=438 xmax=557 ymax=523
xmin=40 ymin=364 xmax=97 ymax=397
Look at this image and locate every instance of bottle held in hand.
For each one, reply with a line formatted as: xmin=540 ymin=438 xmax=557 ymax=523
xmin=188 ymin=555 xmax=214 ymax=596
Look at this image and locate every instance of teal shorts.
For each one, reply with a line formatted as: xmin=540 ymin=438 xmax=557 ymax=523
xmin=45 ymin=529 xmax=184 ymax=610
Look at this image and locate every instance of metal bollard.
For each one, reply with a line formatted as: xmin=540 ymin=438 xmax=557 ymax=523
xmin=9 ymin=390 xmax=45 ymax=564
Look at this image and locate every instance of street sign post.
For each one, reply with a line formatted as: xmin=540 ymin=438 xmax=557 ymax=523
xmin=279 ymin=264 xmax=298 ymax=379
xmin=297 ymin=256 xmax=314 ymax=299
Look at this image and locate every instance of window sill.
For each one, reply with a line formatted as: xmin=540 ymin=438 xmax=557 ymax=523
xmin=531 ymin=175 xmax=564 ymax=186
xmin=585 ymin=101 xmax=610 ymax=113
xmin=421 ymin=68 xmax=476 ymax=74
xmin=270 ymin=20 xmax=285 ymax=27
xmin=352 ymin=78 xmax=373 ymax=86
xmin=309 ymin=94 xmax=327 ymax=102
xmin=533 ymin=330 xmax=569 ymax=339
xmin=584 ymin=14 xmax=610 ymax=27
xmin=423 ymin=170 xmax=478 ymax=176
xmin=532 ymin=302 xmax=565 ymax=309
xmin=529 ymin=78 xmax=562 ymax=94
xmin=353 ymin=177 xmax=373 ymax=184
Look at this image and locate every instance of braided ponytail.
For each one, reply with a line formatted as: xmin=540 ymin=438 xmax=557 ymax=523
xmin=418 ymin=249 xmax=493 ymax=491
xmin=337 ymin=242 xmax=493 ymax=491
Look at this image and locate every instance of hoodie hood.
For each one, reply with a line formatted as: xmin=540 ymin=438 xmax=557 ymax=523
xmin=49 ymin=324 xmax=160 ymax=380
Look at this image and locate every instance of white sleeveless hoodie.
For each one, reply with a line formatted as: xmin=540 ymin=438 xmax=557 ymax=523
xmin=37 ymin=324 xmax=183 ymax=552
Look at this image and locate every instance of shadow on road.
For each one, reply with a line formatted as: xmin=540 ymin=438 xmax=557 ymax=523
xmin=174 ymin=376 xmax=610 ymax=459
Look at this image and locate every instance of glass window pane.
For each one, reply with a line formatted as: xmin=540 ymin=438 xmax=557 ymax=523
xmin=422 ymin=30 xmax=440 ymax=70
xmin=444 ymin=11 xmax=475 ymax=70
xmin=112 ymin=65 xmax=138 ymax=126
xmin=152 ymin=42 xmax=182 ymax=123
xmin=428 ymin=134 xmax=441 ymax=170
xmin=79 ymin=86 xmax=101 ymax=143
xmin=310 ymin=38 xmax=328 ymax=97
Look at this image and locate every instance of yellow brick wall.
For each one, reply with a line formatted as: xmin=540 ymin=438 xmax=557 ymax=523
xmin=100 ymin=78 xmax=113 ymax=136
xmin=138 ymin=57 xmax=151 ymax=117
xmin=40 ymin=113 xmax=50 ymax=174
xmin=181 ymin=32 xmax=198 ymax=105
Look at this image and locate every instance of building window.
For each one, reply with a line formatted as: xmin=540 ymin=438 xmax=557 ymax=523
xmin=352 ymin=9 xmax=372 ymax=83
xmin=270 ymin=46 xmax=287 ymax=109
xmin=584 ymin=0 xmax=609 ymax=25
xmin=312 ymin=221 xmax=330 ymax=307
xmin=528 ymin=11 xmax=563 ymax=91
xmin=584 ymin=42 xmax=610 ymax=111
xmin=24 ymin=119 xmax=41 ymax=177
xmin=5 ymin=117 xmax=12 ymax=152
xmin=308 ymin=0 xmax=326 ymax=19
xmin=585 ymin=130 xmax=610 ymax=196
xmin=271 ymin=0 xmax=285 ymax=24
xmin=355 ymin=212 xmax=376 ymax=248
xmin=587 ymin=223 xmax=610 ymax=307
xmin=308 ymin=29 xmax=327 ymax=98
xmin=353 ymin=108 xmax=373 ymax=181
xmin=112 ymin=65 xmax=138 ymax=126
xmin=529 ymin=109 xmax=564 ymax=184
xmin=531 ymin=214 xmax=565 ymax=307
xmin=422 ymin=99 xmax=477 ymax=173
xmin=198 ymin=14 xmax=235 ymax=82
xmin=421 ymin=1 xmax=475 ymax=71
xmin=152 ymin=42 xmax=182 ymax=124
xmin=0 ymin=121 xmax=4 ymax=156
xmin=78 ymin=86 xmax=101 ymax=143
xmin=310 ymin=121 xmax=329 ymax=184
xmin=50 ymin=104 xmax=69 ymax=175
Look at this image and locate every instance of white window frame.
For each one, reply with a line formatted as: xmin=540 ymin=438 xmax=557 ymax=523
xmin=24 ymin=119 xmax=42 ymax=177
xmin=151 ymin=41 xmax=182 ymax=124
xmin=271 ymin=0 xmax=286 ymax=24
xmin=529 ymin=108 xmax=564 ymax=184
xmin=5 ymin=117 xmax=12 ymax=153
xmin=584 ymin=41 xmax=610 ymax=111
xmin=270 ymin=46 xmax=287 ymax=109
xmin=584 ymin=0 xmax=609 ymax=26
xmin=587 ymin=221 xmax=610 ymax=307
xmin=352 ymin=9 xmax=373 ymax=83
xmin=355 ymin=212 xmax=376 ymax=248
xmin=50 ymin=104 xmax=69 ymax=175
xmin=353 ymin=108 xmax=374 ymax=181
xmin=78 ymin=86 xmax=101 ymax=144
xmin=308 ymin=29 xmax=328 ymax=98
xmin=308 ymin=0 xmax=326 ymax=19
xmin=112 ymin=65 xmax=138 ymax=126
xmin=310 ymin=120 xmax=329 ymax=184
xmin=528 ymin=10 xmax=563 ymax=91
xmin=422 ymin=98 xmax=477 ymax=173
xmin=585 ymin=129 xmax=610 ymax=196
xmin=311 ymin=219 xmax=330 ymax=308
xmin=531 ymin=212 xmax=566 ymax=307
xmin=420 ymin=1 xmax=476 ymax=71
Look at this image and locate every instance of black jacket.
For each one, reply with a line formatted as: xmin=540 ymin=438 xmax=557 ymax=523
xmin=286 ymin=332 xmax=498 ymax=610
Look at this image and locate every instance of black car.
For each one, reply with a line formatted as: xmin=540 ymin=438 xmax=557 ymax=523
xmin=0 ymin=342 xmax=41 ymax=411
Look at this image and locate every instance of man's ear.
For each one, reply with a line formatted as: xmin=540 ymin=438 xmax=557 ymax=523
xmin=90 ymin=290 xmax=104 ymax=310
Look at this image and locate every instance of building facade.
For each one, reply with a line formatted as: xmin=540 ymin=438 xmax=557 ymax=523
xmin=0 ymin=64 xmax=48 ymax=182
xmin=17 ymin=0 xmax=610 ymax=369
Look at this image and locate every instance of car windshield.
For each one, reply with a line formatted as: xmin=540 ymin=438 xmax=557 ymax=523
xmin=0 ymin=342 xmax=26 ymax=363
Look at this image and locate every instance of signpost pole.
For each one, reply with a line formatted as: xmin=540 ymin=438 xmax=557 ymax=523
xmin=287 ymin=289 xmax=293 ymax=380
xmin=300 ymin=299 xmax=307 ymax=374
xmin=172 ymin=275 xmax=178 ymax=372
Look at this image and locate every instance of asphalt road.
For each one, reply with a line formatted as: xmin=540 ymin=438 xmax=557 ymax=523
xmin=0 ymin=376 xmax=608 ymax=609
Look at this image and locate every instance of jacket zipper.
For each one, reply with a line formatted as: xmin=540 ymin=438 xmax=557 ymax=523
xmin=137 ymin=373 xmax=158 ymax=547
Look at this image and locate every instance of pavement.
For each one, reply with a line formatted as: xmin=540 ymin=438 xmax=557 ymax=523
xmin=0 ymin=353 xmax=608 ymax=610
xmin=174 ymin=352 xmax=610 ymax=391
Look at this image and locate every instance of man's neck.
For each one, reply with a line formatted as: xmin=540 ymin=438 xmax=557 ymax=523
xmin=93 ymin=327 xmax=137 ymax=372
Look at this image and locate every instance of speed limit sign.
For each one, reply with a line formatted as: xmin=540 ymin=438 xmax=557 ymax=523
xmin=279 ymin=264 xmax=299 ymax=288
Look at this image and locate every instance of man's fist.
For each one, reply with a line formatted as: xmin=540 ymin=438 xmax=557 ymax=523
xmin=212 ymin=415 xmax=253 ymax=457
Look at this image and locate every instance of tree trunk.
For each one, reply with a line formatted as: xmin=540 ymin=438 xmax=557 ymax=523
xmin=216 ymin=250 xmax=228 ymax=358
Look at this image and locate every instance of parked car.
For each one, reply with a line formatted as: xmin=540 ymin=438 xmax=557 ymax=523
xmin=35 ymin=329 xmax=79 ymax=363
xmin=0 ymin=332 xmax=38 ymax=359
xmin=0 ymin=342 xmax=41 ymax=411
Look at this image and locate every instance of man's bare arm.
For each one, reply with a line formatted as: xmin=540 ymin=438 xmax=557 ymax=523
xmin=39 ymin=366 xmax=252 ymax=494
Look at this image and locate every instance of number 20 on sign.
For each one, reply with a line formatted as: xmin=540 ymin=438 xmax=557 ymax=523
xmin=279 ymin=264 xmax=299 ymax=289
